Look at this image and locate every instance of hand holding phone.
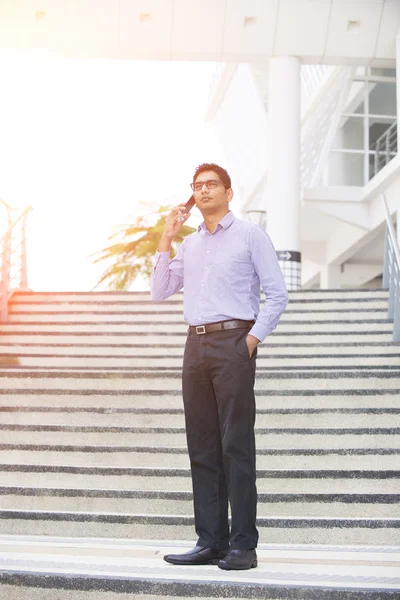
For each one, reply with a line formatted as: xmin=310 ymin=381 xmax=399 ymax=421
xmin=182 ymin=195 xmax=195 ymax=214
xmin=160 ymin=199 xmax=194 ymax=248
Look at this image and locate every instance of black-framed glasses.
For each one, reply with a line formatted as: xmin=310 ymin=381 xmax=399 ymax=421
xmin=190 ymin=179 xmax=228 ymax=192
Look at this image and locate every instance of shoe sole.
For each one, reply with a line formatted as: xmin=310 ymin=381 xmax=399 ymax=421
xmin=218 ymin=559 xmax=258 ymax=570
xmin=164 ymin=557 xmax=226 ymax=566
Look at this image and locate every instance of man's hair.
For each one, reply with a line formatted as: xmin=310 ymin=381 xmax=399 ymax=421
xmin=193 ymin=163 xmax=232 ymax=189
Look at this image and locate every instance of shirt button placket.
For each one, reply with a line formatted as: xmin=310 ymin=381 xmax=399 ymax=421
xmin=199 ymin=242 xmax=210 ymax=322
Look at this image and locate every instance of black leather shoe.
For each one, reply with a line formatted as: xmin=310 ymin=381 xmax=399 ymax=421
xmin=164 ymin=545 xmax=228 ymax=565
xmin=218 ymin=548 xmax=258 ymax=570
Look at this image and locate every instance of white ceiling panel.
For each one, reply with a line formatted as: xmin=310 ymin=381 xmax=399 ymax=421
xmin=324 ymin=0 xmax=384 ymax=59
xmin=274 ymin=0 xmax=331 ymax=58
xmin=119 ymin=0 xmax=173 ymax=59
xmin=0 ymin=0 xmax=396 ymax=63
xmin=222 ymin=0 xmax=278 ymax=59
xmin=374 ymin=0 xmax=400 ymax=59
xmin=62 ymin=0 xmax=119 ymax=58
xmin=0 ymin=1 xmax=17 ymax=48
xmin=0 ymin=0 xmax=65 ymax=53
xmin=171 ymin=0 xmax=226 ymax=60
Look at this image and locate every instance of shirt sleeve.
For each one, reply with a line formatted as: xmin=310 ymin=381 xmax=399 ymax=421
xmin=248 ymin=225 xmax=289 ymax=343
xmin=150 ymin=240 xmax=185 ymax=301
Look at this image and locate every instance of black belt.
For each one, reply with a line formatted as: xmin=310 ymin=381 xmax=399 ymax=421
xmin=188 ymin=319 xmax=255 ymax=335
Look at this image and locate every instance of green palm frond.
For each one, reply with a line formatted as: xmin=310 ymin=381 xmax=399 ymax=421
xmin=92 ymin=205 xmax=196 ymax=290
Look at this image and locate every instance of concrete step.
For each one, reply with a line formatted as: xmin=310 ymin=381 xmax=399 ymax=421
xmin=1 ymin=409 xmax=399 ymax=428
xmin=0 ymin=370 xmax=399 ymax=391
xmin=12 ymin=289 xmax=389 ymax=302
xmin=0 ymin=487 xmax=399 ymax=517
xmin=2 ymin=426 xmax=397 ymax=448
xmin=0 ymin=537 xmax=398 ymax=599
xmin=1 ymin=353 xmax=400 ymax=369
xmin=284 ymin=289 xmax=388 ymax=301
xmin=0 ymin=509 xmax=398 ymax=544
xmin=11 ymin=292 xmax=173 ymax=303
xmin=0 ymin=321 xmax=394 ymax=334
xmin=3 ymin=367 xmax=399 ymax=375
xmin=0 ymin=448 xmax=398 ymax=469
xmin=1 ymin=342 xmax=399 ymax=357
xmin=10 ymin=302 xmax=186 ymax=313
xmin=0 ymin=332 xmax=395 ymax=344
xmin=1 ymin=392 xmax=400 ymax=410
xmin=6 ymin=310 xmax=390 ymax=324
xmin=0 ymin=465 xmax=398 ymax=493
xmin=8 ymin=298 xmax=391 ymax=313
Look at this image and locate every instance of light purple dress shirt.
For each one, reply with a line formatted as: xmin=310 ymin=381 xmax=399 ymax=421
xmin=150 ymin=211 xmax=289 ymax=343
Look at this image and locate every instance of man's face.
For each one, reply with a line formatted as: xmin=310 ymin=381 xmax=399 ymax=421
xmin=193 ymin=170 xmax=233 ymax=214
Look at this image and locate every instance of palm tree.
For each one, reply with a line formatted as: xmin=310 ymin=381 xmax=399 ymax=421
xmin=92 ymin=205 xmax=196 ymax=290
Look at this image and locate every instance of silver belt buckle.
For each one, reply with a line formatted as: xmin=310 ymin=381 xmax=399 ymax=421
xmin=195 ymin=325 xmax=206 ymax=335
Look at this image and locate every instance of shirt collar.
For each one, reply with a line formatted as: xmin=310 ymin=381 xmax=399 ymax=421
xmin=198 ymin=210 xmax=235 ymax=234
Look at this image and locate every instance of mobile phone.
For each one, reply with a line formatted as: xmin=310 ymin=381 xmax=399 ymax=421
xmin=182 ymin=195 xmax=195 ymax=214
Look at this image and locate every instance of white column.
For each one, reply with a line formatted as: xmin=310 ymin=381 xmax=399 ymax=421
xmin=397 ymin=26 xmax=400 ymax=133
xmin=320 ymin=265 xmax=341 ymax=289
xmin=267 ymin=56 xmax=301 ymax=290
xmin=396 ymin=28 xmax=400 ymax=247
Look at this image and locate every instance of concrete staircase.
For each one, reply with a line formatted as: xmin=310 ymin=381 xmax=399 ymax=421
xmin=0 ymin=288 xmax=399 ymax=598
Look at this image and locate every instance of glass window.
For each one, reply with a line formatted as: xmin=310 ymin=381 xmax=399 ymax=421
xmin=369 ymin=151 xmax=379 ymax=181
xmin=368 ymin=82 xmax=397 ymax=116
xmin=370 ymin=68 xmax=396 ymax=78
xmin=354 ymin=101 xmax=364 ymax=115
xmin=369 ymin=118 xmax=396 ymax=149
xmin=324 ymin=70 xmax=397 ymax=186
xmin=369 ymin=119 xmax=397 ymax=178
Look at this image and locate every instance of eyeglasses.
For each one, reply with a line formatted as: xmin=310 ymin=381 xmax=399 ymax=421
xmin=190 ymin=179 xmax=228 ymax=192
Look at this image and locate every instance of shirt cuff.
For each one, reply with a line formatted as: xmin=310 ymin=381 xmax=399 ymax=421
xmin=248 ymin=322 xmax=270 ymax=344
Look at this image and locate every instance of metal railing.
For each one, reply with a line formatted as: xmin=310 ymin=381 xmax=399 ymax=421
xmin=208 ymin=62 xmax=226 ymax=105
xmin=301 ymin=66 xmax=354 ymax=188
xmin=381 ymin=194 xmax=400 ymax=342
xmin=372 ymin=122 xmax=397 ymax=177
xmin=0 ymin=200 xmax=32 ymax=322
xmin=301 ymin=65 xmax=334 ymax=99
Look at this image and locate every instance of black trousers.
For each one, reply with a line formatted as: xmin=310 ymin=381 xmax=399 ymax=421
xmin=182 ymin=326 xmax=258 ymax=550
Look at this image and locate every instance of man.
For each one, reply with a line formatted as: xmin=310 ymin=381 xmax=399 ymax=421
xmin=150 ymin=163 xmax=288 ymax=570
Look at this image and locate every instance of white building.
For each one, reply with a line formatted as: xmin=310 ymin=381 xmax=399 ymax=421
xmin=207 ymin=60 xmax=399 ymax=290
xmin=202 ymin=4 xmax=400 ymax=292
